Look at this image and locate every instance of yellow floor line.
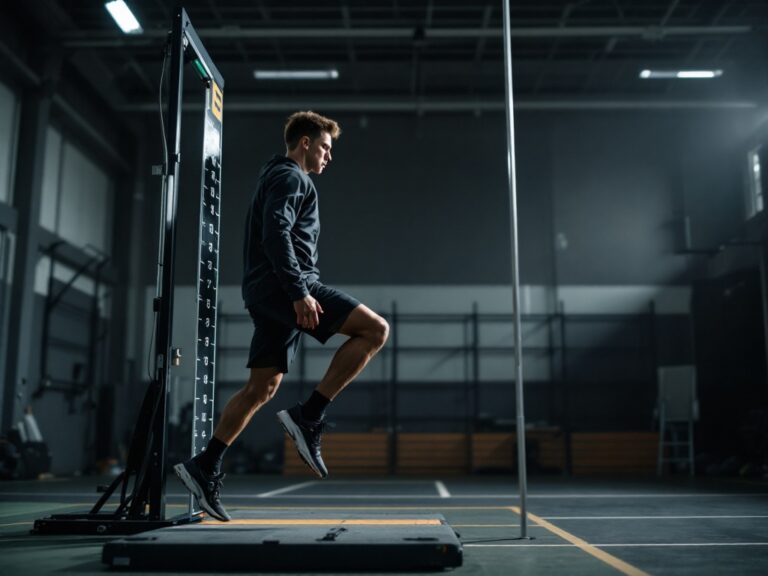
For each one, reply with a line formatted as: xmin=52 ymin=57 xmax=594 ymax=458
xmin=201 ymin=519 xmax=443 ymax=526
xmin=225 ymin=505 xmax=510 ymax=511
xmin=39 ymin=503 xmax=511 ymax=511
xmin=509 ymin=507 xmax=650 ymax=576
xmin=452 ymin=524 xmax=548 ymax=528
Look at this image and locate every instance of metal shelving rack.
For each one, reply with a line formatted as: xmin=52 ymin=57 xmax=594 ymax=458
xmin=216 ymin=300 xmax=660 ymax=475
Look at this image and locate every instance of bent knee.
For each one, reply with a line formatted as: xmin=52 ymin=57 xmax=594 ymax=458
xmin=367 ymin=316 xmax=389 ymax=349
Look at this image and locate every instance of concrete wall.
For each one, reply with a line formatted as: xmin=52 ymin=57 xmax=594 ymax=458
xmin=145 ymin=108 xmax=757 ymax=289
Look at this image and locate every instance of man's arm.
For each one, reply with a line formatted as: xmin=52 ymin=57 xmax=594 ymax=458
xmin=261 ymin=171 xmax=308 ymax=300
xmin=261 ymin=172 xmax=323 ymax=329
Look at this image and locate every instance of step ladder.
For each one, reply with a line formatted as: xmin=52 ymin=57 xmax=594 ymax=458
xmin=656 ymin=365 xmax=698 ymax=476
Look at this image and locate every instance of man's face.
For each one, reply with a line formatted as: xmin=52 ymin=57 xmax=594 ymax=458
xmin=304 ymin=131 xmax=333 ymax=175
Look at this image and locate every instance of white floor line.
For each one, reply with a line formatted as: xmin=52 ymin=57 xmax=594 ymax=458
xmin=435 ymin=481 xmax=451 ymax=498
xmin=465 ymin=543 xmax=768 ymax=548
xmin=318 ymin=481 xmax=431 ymax=485
xmin=234 ymin=492 xmax=768 ymax=500
xmin=525 ymin=493 xmax=768 ymax=499
xmin=213 ymin=492 xmax=768 ymax=500
xmin=597 ymin=543 xmax=768 ymax=547
xmin=256 ymin=481 xmax=316 ymax=498
xmin=3 ymin=491 xmax=768 ymax=500
xmin=543 ymin=515 xmax=768 ymax=520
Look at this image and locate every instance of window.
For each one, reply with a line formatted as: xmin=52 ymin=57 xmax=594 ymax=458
xmin=39 ymin=128 xmax=114 ymax=255
xmin=748 ymin=146 xmax=764 ymax=218
xmin=59 ymin=141 xmax=113 ymax=254
xmin=40 ymin=127 xmax=63 ymax=231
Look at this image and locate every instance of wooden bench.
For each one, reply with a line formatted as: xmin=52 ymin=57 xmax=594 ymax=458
xmin=283 ymin=432 xmax=389 ymax=476
xmin=571 ymin=432 xmax=658 ymax=476
xmin=397 ymin=433 xmax=468 ymax=475
xmin=472 ymin=430 xmax=566 ymax=472
xmin=284 ymin=433 xmax=471 ymax=476
xmin=283 ymin=431 xmax=657 ymax=476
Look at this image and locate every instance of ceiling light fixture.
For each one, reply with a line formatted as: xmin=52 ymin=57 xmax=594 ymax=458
xmin=105 ymin=0 xmax=143 ymax=34
xmin=254 ymin=70 xmax=340 ymax=81
xmin=639 ymin=69 xmax=723 ymax=79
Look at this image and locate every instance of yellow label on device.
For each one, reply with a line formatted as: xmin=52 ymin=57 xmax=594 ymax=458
xmin=211 ymin=82 xmax=223 ymax=122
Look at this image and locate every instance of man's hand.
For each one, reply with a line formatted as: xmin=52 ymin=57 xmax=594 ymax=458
xmin=294 ymin=295 xmax=324 ymax=330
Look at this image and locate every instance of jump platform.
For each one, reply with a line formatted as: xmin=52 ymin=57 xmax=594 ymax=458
xmin=102 ymin=511 xmax=463 ymax=571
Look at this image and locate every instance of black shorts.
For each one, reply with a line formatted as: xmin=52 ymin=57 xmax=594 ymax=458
xmin=246 ymin=282 xmax=360 ymax=373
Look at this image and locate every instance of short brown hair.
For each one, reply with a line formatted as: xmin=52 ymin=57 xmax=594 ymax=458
xmin=284 ymin=111 xmax=341 ymax=150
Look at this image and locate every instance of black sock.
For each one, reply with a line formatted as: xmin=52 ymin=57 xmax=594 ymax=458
xmin=301 ymin=390 xmax=330 ymax=422
xmin=195 ymin=436 xmax=228 ymax=476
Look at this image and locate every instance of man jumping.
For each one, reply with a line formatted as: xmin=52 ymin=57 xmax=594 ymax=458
xmin=174 ymin=111 xmax=389 ymax=521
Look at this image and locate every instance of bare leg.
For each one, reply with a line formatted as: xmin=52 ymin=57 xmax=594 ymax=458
xmin=213 ymin=366 xmax=283 ymax=445
xmin=315 ymin=304 xmax=389 ymax=401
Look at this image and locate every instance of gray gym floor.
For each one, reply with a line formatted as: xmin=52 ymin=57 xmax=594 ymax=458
xmin=1 ymin=475 xmax=767 ymax=575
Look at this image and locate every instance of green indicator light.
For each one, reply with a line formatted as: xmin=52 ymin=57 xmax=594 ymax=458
xmin=193 ymin=59 xmax=209 ymax=80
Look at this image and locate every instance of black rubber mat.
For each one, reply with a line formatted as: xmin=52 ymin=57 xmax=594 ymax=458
xmin=102 ymin=511 xmax=463 ymax=571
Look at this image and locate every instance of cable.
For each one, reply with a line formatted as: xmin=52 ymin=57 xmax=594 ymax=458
xmin=146 ymin=319 xmax=156 ymax=382
xmin=126 ymin=39 xmax=173 ymax=517
xmin=146 ymin=42 xmax=170 ymax=383
xmin=159 ymin=41 xmax=169 ymax=175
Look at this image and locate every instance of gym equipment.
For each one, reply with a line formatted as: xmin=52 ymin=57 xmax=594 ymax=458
xmin=102 ymin=512 xmax=462 ymax=571
xmin=38 ymin=6 xmax=465 ymax=571
xmin=33 ymin=6 xmax=224 ymax=535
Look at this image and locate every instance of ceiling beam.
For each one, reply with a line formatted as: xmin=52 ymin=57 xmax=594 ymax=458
xmin=61 ymin=25 xmax=753 ymax=47
xmin=341 ymin=4 xmax=357 ymax=63
xmin=660 ymin=0 xmax=681 ymax=27
xmin=115 ymin=97 xmax=759 ymax=113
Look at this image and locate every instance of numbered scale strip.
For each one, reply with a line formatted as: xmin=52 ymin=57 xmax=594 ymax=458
xmin=193 ymin=97 xmax=223 ymax=463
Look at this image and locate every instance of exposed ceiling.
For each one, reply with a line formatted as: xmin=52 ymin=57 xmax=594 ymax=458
xmin=11 ymin=0 xmax=768 ymax=113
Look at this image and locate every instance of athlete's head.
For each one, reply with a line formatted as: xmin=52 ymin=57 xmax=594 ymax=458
xmin=284 ymin=111 xmax=341 ymax=175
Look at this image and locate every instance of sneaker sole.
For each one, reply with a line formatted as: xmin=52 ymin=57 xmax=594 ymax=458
xmin=173 ymin=463 xmax=230 ymax=522
xmin=277 ymin=410 xmax=327 ymax=478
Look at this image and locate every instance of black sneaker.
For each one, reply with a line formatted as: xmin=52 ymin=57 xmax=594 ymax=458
xmin=277 ymin=404 xmax=329 ymax=478
xmin=173 ymin=458 xmax=231 ymax=521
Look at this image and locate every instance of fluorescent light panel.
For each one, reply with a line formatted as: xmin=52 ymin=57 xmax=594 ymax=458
xmin=640 ymin=69 xmax=723 ymax=79
xmin=105 ymin=0 xmax=143 ymax=34
xmin=254 ymin=70 xmax=340 ymax=80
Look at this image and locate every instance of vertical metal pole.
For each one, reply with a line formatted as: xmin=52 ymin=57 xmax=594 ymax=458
xmin=501 ymin=0 xmax=529 ymax=538
xmin=41 ymin=246 xmax=57 ymax=387
xmin=559 ymin=300 xmax=572 ymax=476
xmin=84 ymin=261 xmax=105 ymax=469
xmin=463 ymin=312 xmax=471 ymax=473
xmin=648 ymin=300 xmax=658 ymax=418
xmin=759 ymin=244 xmax=768 ymax=394
xmin=2 ymin=71 xmax=55 ymax=433
xmin=149 ymin=6 xmax=185 ymax=521
xmin=471 ymin=303 xmax=480 ymax=471
xmin=389 ymin=301 xmax=399 ymax=475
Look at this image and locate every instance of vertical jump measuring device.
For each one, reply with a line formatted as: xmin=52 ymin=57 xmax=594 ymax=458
xmin=158 ymin=4 xmax=224 ymax=521
xmin=501 ymin=0 xmax=530 ymax=539
xmin=32 ymin=6 xmax=223 ymax=535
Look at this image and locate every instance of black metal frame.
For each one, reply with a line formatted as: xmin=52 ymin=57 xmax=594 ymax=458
xmin=33 ymin=6 xmax=224 ymax=535
xmin=35 ymin=242 xmax=109 ymax=410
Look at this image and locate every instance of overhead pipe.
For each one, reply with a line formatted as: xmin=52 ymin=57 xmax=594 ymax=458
xmin=61 ymin=25 xmax=752 ymax=47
